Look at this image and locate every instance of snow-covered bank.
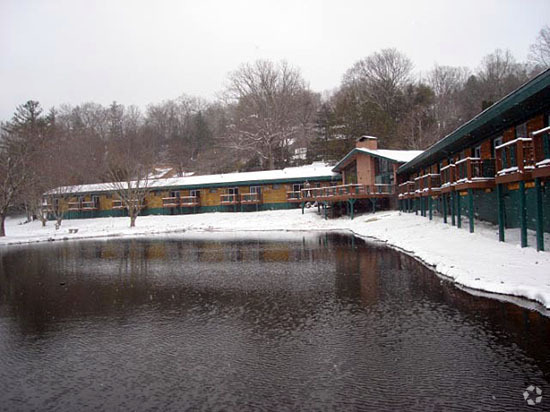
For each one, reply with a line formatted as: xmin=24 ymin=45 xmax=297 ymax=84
xmin=2 ymin=209 xmax=550 ymax=310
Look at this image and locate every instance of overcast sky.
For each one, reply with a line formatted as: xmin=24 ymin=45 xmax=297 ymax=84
xmin=1 ymin=0 xmax=548 ymax=121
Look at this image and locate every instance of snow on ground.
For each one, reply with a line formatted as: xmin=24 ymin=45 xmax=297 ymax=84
xmin=2 ymin=209 xmax=550 ymax=310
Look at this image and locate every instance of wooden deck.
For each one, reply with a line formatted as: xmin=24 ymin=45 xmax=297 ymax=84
xmin=287 ymin=183 xmax=394 ymax=203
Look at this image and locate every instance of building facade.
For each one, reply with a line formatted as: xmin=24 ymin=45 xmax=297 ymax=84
xmin=397 ymin=68 xmax=550 ymax=251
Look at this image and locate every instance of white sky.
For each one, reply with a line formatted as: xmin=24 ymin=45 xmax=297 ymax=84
xmin=1 ymin=0 xmax=549 ymax=121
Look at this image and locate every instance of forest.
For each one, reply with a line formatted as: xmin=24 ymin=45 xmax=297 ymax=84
xmin=0 ymin=25 xmax=548 ymax=234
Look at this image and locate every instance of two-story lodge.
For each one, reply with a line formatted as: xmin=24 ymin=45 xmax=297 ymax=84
xmin=397 ymin=68 xmax=550 ymax=251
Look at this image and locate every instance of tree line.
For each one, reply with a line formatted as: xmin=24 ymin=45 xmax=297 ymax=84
xmin=0 ymin=26 xmax=548 ymax=234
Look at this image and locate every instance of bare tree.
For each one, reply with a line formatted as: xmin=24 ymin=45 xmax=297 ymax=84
xmin=106 ymin=106 xmax=154 ymax=227
xmin=343 ymin=48 xmax=413 ymax=117
xmin=529 ymin=25 xmax=550 ymax=68
xmin=224 ymin=60 xmax=315 ymax=170
xmin=427 ymin=65 xmax=470 ymax=135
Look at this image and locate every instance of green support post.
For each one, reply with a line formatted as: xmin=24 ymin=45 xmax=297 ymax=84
xmin=349 ymin=199 xmax=356 ymax=220
xmin=456 ymin=192 xmax=461 ymax=229
xmin=428 ymin=197 xmax=433 ymax=220
xmin=450 ymin=192 xmax=455 ymax=226
xmin=535 ymin=178 xmax=544 ymax=251
xmin=468 ymin=188 xmax=474 ymax=233
xmin=519 ymin=180 xmax=527 ymax=248
xmin=443 ymin=194 xmax=447 ymax=224
xmin=324 ymin=201 xmax=328 ymax=220
xmin=415 ymin=198 xmax=418 ymax=215
xmin=301 ymin=201 xmax=305 ymax=214
xmin=317 ymin=202 xmax=321 ymax=214
xmin=371 ymin=198 xmax=377 ymax=214
xmin=497 ymin=183 xmax=505 ymax=242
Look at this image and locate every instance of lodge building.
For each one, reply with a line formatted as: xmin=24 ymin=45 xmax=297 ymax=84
xmin=44 ymin=68 xmax=550 ymax=251
xmin=397 ymin=68 xmax=550 ymax=251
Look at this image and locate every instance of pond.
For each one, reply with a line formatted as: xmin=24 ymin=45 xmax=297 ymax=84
xmin=0 ymin=232 xmax=549 ymax=411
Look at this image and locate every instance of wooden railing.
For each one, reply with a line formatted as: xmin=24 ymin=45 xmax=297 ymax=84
xmin=68 ymin=201 xmax=81 ymax=211
xmin=162 ymin=197 xmax=180 ymax=207
xmin=240 ymin=193 xmax=261 ymax=204
xmin=533 ymin=126 xmax=550 ymax=166
xmin=286 ymin=191 xmax=302 ymax=201
xmin=299 ymin=183 xmax=394 ymax=200
xmin=455 ymin=158 xmax=496 ymax=182
xmin=495 ymin=138 xmax=535 ymax=177
xmin=419 ymin=174 xmax=441 ymax=195
xmin=162 ymin=196 xmax=200 ymax=207
xmin=440 ymin=164 xmax=456 ymax=189
xmin=180 ymin=196 xmax=199 ymax=206
xmin=398 ymin=181 xmax=415 ymax=198
xmin=220 ymin=194 xmax=239 ymax=204
xmin=81 ymin=201 xmax=98 ymax=210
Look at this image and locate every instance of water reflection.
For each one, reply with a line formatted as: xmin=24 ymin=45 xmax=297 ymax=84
xmin=0 ymin=233 xmax=548 ymax=411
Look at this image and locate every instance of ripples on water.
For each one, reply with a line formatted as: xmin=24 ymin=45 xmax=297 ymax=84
xmin=0 ymin=232 xmax=548 ymax=411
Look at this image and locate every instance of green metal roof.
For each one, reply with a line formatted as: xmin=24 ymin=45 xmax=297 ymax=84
xmin=398 ymin=68 xmax=550 ymax=175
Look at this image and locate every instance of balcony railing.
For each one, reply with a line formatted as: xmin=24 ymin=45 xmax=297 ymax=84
xmin=495 ymin=138 xmax=535 ymax=178
xmin=162 ymin=197 xmax=180 ymax=207
xmin=180 ymin=196 xmax=199 ymax=206
xmin=534 ymin=126 xmax=550 ymax=166
xmin=112 ymin=200 xmax=124 ymax=209
xmin=440 ymin=164 xmax=456 ymax=190
xmin=220 ymin=194 xmax=239 ymax=204
xmin=301 ymin=183 xmax=394 ymax=199
xmin=81 ymin=201 xmax=98 ymax=210
xmin=286 ymin=191 xmax=302 ymax=201
xmin=398 ymin=181 xmax=415 ymax=198
xmin=68 ymin=202 xmax=81 ymax=211
xmin=455 ymin=157 xmax=496 ymax=182
xmin=240 ymin=193 xmax=261 ymax=204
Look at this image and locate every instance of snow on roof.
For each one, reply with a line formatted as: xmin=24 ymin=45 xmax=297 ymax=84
xmin=48 ymin=162 xmax=339 ymax=195
xmin=356 ymin=148 xmax=423 ymax=163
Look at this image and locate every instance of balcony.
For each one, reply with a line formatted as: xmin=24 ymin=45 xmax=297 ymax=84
xmin=112 ymin=200 xmax=124 ymax=209
xmin=440 ymin=164 xmax=456 ymax=193
xmin=162 ymin=197 xmax=180 ymax=207
xmin=532 ymin=126 xmax=550 ymax=179
xmin=81 ymin=201 xmax=98 ymax=211
xmin=398 ymin=181 xmax=415 ymax=199
xmin=418 ymin=174 xmax=441 ymax=196
xmin=300 ymin=184 xmax=394 ymax=201
xmin=180 ymin=196 xmax=200 ymax=207
xmin=162 ymin=196 xmax=200 ymax=207
xmin=220 ymin=194 xmax=239 ymax=205
xmin=454 ymin=157 xmax=496 ymax=191
xmin=495 ymin=138 xmax=535 ymax=184
xmin=286 ymin=191 xmax=302 ymax=202
xmin=240 ymin=193 xmax=261 ymax=204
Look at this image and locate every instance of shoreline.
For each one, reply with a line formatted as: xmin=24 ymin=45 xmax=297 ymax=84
xmin=1 ymin=209 xmax=549 ymax=312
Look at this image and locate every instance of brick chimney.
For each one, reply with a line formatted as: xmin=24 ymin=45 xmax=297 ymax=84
xmin=356 ymin=135 xmax=378 ymax=150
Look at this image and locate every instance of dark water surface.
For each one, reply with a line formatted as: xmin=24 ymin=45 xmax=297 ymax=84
xmin=0 ymin=232 xmax=549 ymax=411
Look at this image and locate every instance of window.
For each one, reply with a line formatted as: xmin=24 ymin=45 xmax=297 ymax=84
xmin=492 ymin=136 xmax=503 ymax=158
xmin=272 ymin=184 xmax=281 ymax=190
xmin=250 ymin=186 xmax=261 ymax=194
xmin=92 ymin=195 xmax=100 ymax=206
xmin=190 ymin=190 xmax=200 ymax=197
xmin=473 ymin=145 xmax=481 ymax=158
xmin=293 ymin=184 xmax=303 ymax=192
xmin=170 ymin=190 xmax=180 ymax=198
xmin=209 ymin=188 xmax=217 ymax=193
xmin=515 ymin=122 xmax=527 ymax=139
xmin=227 ymin=187 xmax=239 ymax=195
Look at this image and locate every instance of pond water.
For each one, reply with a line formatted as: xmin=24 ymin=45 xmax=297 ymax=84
xmin=0 ymin=232 xmax=549 ymax=411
